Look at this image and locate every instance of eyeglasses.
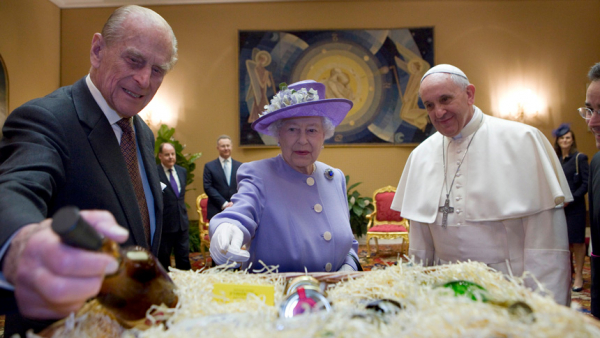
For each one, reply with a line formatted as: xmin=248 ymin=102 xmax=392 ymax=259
xmin=578 ymin=107 xmax=600 ymax=119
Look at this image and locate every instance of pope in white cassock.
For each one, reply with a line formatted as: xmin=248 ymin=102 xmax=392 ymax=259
xmin=391 ymin=64 xmax=572 ymax=305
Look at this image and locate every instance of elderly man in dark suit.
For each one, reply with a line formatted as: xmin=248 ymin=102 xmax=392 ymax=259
xmin=157 ymin=142 xmax=191 ymax=270
xmin=0 ymin=5 xmax=177 ymax=336
xmin=203 ymin=135 xmax=242 ymax=219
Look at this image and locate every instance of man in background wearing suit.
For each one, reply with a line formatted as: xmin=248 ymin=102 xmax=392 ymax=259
xmin=203 ymin=135 xmax=242 ymax=220
xmin=583 ymin=62 xmax=600 ymax=318
xmin=0 ymin=5 xmax=177 ymax=336
xmin=157 ymin=142 xmax=191 ymax=270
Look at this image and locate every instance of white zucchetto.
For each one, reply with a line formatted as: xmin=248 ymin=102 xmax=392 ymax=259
xmin=421 ymin=64 xmax=468 ymax=83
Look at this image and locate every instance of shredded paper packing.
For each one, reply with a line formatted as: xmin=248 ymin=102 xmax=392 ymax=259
xmin=29 ymin=261 xmax=600 ymax=338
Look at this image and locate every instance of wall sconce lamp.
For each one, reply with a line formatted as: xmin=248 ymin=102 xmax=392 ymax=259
xmin=498 ymin=88 xmax=542 ymax=122
xmin=139 ymin=94 xmax=179 ymax=129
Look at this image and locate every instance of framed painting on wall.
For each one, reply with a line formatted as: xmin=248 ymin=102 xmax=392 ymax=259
xmin=238 ymin=28 xmax=435 ymax=147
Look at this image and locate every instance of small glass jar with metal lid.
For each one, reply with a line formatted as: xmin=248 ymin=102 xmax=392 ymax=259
xmin=284 ymin=275 xmax=324 ymax=295
xmin=280 ymin=276 xmax=331 ymax=318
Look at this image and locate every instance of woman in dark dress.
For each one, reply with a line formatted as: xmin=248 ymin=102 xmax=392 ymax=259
xmin=553 ymin=123 xmax=589 ymax=292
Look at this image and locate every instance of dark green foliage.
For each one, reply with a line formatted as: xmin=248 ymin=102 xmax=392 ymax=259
xmin=345 ymin=175 xmax=374 ymax=238
xmin=188 ymin=220 xmax=201 ymax=253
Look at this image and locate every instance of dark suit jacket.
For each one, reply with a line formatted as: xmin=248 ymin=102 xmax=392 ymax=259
xmin=0 ymin=77 xmax=163 ymax=327
xmin=588 ymin=152 xmax=600 ymax=318
xmin=157 ymin=164 xmax=189 ymax=233
xmin=561 ymin=152 xmax=589 ymax=220
xmin=203 ymin=158 xmax=241 ymax=219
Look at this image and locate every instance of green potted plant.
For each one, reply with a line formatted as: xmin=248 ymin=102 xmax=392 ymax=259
xmin=346 ymin=175 xmax=374 ymax=238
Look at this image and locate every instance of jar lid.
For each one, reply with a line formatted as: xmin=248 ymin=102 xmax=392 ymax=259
xmin=284 ymin=275 xmax=321 ymax=295
xmin=279 ymin=287 xmax=331 ymax=318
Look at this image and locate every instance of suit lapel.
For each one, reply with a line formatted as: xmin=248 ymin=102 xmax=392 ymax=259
xmin=134 ymin=116 xmax=163 ymax=254
xmin=176 ymin=165 xmax=187 ymax=192
xmin=211 ymin=159 xmax=227 ymax=186
xmin=72 ymin=79 xmax=148 ymax=247
xmin=157 ymin=165 xmax=171 ymax=195
xmin=159 ymin=164 xmax=185 ymax=197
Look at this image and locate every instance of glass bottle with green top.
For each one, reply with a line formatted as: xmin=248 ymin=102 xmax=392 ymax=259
xmin=438 ymin=280 xmax=534 ymax=322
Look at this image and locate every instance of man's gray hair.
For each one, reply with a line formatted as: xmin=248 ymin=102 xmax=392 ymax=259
xmin=588 ymin=62 xmax=600 ymax=82
xmin=449 ymin=74 xmax=470 ymax=90
xmin=102 ymin=5 xmax=178 ymax=70
xmin=268 ymin=117 xmax=336 ymax=141
xmin=217 ymin=134 xmax=231 ymax=145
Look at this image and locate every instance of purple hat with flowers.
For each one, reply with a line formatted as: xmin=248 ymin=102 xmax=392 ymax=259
xmin=251 ymin=80 xmax=353 ymax=136
xmin=552 ymin=123 xmax=571 ymax=138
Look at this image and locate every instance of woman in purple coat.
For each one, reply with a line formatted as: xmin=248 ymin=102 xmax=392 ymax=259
xmin=209 ymin=80 xmax=359 ymax=272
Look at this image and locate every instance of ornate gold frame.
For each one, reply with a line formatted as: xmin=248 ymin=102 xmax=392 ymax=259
xmin=195 ymin=193 xmax=211 ymax=266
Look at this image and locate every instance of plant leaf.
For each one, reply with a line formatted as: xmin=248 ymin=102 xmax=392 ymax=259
xmin=347 ymin=181 xmax=362 ymax=192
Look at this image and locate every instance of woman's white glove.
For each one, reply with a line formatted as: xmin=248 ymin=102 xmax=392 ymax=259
xmin=338 ymin=263 xmax=355 ymax=272
xmin=210 ymin=223 xmax=250 ymax=266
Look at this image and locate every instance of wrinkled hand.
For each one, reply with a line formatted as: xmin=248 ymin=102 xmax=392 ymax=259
xmin=2 ymin=210 xmax=129 ymax=320
xmin=338 ymin=264 xmax=355 ymax=272
xmin=209 ymin=223 xmax=250 ymax=266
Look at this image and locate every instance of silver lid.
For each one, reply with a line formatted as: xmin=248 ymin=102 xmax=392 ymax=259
xmin=279 ymin=287 xmax=332 ymax=318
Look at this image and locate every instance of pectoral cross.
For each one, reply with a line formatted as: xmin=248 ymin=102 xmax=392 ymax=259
xmin=438 ymin=195 xmax=454 ymax=228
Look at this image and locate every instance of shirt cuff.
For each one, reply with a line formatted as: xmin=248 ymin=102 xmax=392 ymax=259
xmin=221 ymin=201 xmax=229 ymax=210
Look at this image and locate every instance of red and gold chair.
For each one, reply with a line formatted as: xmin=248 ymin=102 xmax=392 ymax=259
xmin=196 ymin=193 xmax=211 ymax=266
xmin=365 ymin=185 xmax=410 ymax=258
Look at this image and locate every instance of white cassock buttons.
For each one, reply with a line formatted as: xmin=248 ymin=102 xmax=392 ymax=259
xmin=307 ymin=177 xmax=315 ymax=186
xmin=325 ymin=263 xmax=332 ymax=272
xmin=314 ymin=204 xmax=323 ymax=213
xmin=324 ymin=231 xmax=332 ymax=241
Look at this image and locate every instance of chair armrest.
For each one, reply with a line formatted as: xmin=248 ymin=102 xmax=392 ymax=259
xmin=365 ymin=211 xmax=376 ymax=230
xmin=401 ymin=218 xmax=410 ymax=232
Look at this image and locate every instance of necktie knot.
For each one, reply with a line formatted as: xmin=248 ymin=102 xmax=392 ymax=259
xmin=116 ymin=117 xmax=133 ymax=133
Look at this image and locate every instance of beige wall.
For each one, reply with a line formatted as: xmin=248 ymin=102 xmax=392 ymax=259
xmin=0 ymin=0 xmax=60 ymax=112
xmin=11 ymin=0 xmax=600 ymax=219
